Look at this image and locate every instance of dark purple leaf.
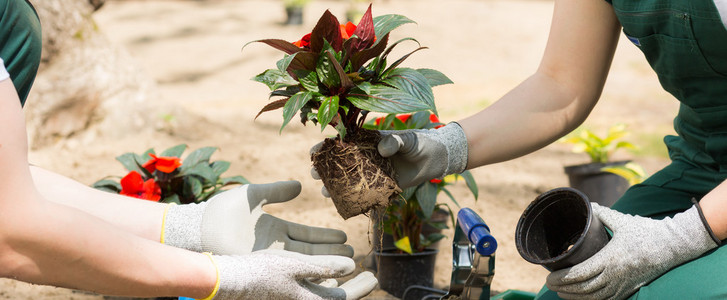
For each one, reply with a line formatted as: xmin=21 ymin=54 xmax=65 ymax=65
xmin=310 ymin=10 xmax=343 ymax=53
xmin=254 ymin=98 xmax=289 ymax=120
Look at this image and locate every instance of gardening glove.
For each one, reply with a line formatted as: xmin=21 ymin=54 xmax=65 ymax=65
xmin=310 ymin=122 xmax=468 ymax=195
xmin=546 ymin=202 xmax=721 ymax=300
xmin=162 ymin=181 xmax=354 ymax=257
xmin=203 ymin=249 xmax=378 ymax=299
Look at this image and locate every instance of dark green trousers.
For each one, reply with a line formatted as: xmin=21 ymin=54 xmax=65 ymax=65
xmin=0 ymin=0 xmax=42 ymax=106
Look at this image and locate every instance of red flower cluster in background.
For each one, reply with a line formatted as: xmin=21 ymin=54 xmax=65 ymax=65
xmin=120 ymin=171 xmax=162 ymax=201
xmin=120 ymin=155 xmax=181 ymax=201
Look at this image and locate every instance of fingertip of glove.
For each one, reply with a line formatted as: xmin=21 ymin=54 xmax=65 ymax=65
xmin=378 ymin=134 xmax=401 ymax=157
xmin=311 ymin=168 xmax=321 ymax=180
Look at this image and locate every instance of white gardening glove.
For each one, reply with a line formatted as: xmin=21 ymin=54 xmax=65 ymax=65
xmin=205 ymin=249 xmax=378 ymax=299
xmin=310 ymin=122 xmax=468 ymax=196
xmin=162 ymin=181 xmax=354 ymax=257
xmin=546 ymin=202 xmax=720 ymax=300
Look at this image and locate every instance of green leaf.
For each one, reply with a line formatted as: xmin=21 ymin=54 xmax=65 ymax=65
xmin=348 ymin=86 xmax=432 ymax=114
xmin=92 ymin=179 xmax=121 ymax=193
xmin=372 ymin=14 xmax=416 ymax=38
xmin=415 ymin=181 xmax=438 ymax=219
xmin=294 ymin=70 xmax=320 ymax=93
xmin=252 ymin=69 xmax=298 ymax=91
xmin=394 ymin=236 xmax=413 ymax=254
xmin=116 ymin=153 xmax=143 ymax=173
xmin=276 ymin=54 xmax=296 ymax=74
xmin=316 ymin=50 xmax=342 ymax=89
xmin=221 ymin=176 xmax=250 ymax=186
xmin=281 ymin=91 xmax=314 ymax=133
xmin=383 ymin=68 xmax=437 ymax=115
xmin=210 ymin=161 xmax=231 ymax=178
xmin=180 ymin=163 xmax=217 ymax=184
xmin=184 ymin=176 xmax=204 ymax=199
xmin=460 ymin=170 xmax=479 ymax=200
xmin=182 ymin=147 xmax=217 ymax=170
xmin=317 ymin=96 xmax=340 ymax=129
xmin=441 ymin=187 xmax=460 ymax=208
xmin=161 ymin=144 xmax=187 ymax=158
xmin=410 ymin=111 xmax=431 ymax=129
xmin=417 ymin=68 xmax=453 ymax=87
xmin=162 ymin=194 xmax=181 ymax=204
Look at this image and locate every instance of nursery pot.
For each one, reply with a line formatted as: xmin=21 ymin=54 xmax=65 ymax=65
xmin=374 ymin=247 xmax=439 ymax=299
xmin=515 ymin=187 xmax=609 ymax=271
xmin=564 ymin=160 xmax=630 ymax=207
xmin=284 ymin=6 xmax=304 ymax=25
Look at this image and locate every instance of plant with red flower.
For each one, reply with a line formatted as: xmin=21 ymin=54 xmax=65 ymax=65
xmin=93 ymin=144 xmax=249 ymax=204
xmin=246 ymin=4 xmax=451 ymax=138
xmin=245 ymin=5 xmax=452 ymax=220
xmin=363 ymin=111 xmax=479 ymax=253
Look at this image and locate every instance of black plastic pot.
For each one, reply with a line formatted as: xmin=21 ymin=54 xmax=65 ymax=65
xmin=564 ymin=160 xmax=630 ymax=207
xmin=374 ymin=248 xmax=439 ymax=299
xmin=284 ymin=6 xmax=304 ymax=25
xmin=515 ymin=187 xmax=609 ymax=271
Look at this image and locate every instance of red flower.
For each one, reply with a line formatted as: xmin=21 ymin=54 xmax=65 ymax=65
xmin=430 ymin=114 xmax=444 ymax=129
xmin=430 ymin=178 xmax=443 ymax=184
xmin=143 ymin=154 xmax=182 ymax=174
xmin=340 ymin=22 xmax=357 ymax=39
xmin=120 ymin=171 xmax=162 ymax=201
xmin=292 ymin=33 xmax=312 ymax=48
xmin=374 ymin=117 xmax=385 ymax=126
xmin=396 ymin=114 xmax=412 ymax=123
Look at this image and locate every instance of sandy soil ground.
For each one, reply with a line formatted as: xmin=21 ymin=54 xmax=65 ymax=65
xmin=3 ymin=0 xmax=679 ymax=298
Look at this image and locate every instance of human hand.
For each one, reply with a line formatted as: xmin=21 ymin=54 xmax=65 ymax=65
xmin=546 ymin=203 xmax=719 ymax=300
xmin=206 ymin=249 xmax=377 ymax=300
xmin=310 ymin=122 xmax=468 ymax=195
xmin=163 ymin=181 xmax=353 ymax=257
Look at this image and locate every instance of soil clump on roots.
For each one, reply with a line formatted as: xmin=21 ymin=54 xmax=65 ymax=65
xmin=312 ymin=129 xmax=401 ymax=219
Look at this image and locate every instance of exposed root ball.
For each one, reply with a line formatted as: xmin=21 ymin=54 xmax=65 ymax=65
xmin=311 ymin=129 xmax=401 ymax=219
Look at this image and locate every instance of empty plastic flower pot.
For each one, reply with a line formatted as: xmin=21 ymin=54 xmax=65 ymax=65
xmin=515 ymin=187 xmax=609 ymax=271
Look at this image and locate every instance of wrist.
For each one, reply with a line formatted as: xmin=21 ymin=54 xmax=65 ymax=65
xmin=431 ymin=122 xmax=469 ymax=176
xmin=162 ymin=202 xmax=206 ymax=252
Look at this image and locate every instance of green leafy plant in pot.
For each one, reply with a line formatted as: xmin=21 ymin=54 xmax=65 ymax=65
xmin=561 ymin=123 xmax=644 ymax=207
xmin=363 ymin=112 xmax=479 ymax=298
xmin=246 ymin=5 xmax=452 ymax=219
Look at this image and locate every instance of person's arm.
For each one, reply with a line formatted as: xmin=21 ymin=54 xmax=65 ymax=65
xmin=366 ymin=0 xmax=623 ymax=189
xmin=459 ymin=0 xmax=622 ymax=167
xmin=0 ymin=78 xmax=215 ymax=298
xmin=29 ymin=166 xmax=167 ymax=241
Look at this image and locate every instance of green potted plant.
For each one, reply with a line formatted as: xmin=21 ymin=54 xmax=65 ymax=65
xmin=364 ymin=112 xmax=479 ymax=298
xmin=92 ymin=144 xmax=249 ymax=204
xmin=246 ymin=5 xmax=452 ymax=219
xmin=561 ymin=123 xmax=640 ymax=207
xmin=283 ymin=0 xmax=310 ymax=25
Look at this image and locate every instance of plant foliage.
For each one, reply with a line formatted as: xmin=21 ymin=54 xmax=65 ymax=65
xmin=247 ymin=5 xmax=452 ymax=138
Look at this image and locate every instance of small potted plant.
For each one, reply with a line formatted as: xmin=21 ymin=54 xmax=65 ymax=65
xmin=283 ymin=0 xmax=310 ymax=25
xmin=561 ymin=123 xmax=640 ymax=207
xmin=92 ymin=144 xmax=249 ymax=204
xmin=246 ymin=5 xmax=452 ymax=219
xmin=364 ymin=112 xmax=479 ymax=298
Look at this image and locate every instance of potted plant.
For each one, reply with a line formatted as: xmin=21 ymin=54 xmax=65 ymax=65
xmin=561 ymin=123 xmax=640 ymax=207
xmin=92 ymin=144 xmax=249 ymax=204
xmin=283 ymin=0 xmax=310 ymax=25
xmin=246 ymin=5 xmax=452 ymax=219
xmin=363 ymin=112 xmax=479 ymax=298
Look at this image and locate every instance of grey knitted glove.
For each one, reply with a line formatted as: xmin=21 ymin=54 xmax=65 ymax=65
xmin=546 ymin=203 xmax=719 ymax=300
xmin=163 ymin=181 xmax=353 ymax=257
xmin=206 ymin=249 xmax=378 ymax=300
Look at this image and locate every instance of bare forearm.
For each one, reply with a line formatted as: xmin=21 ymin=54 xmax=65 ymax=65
xmin=697 ymin=180 xmax=727 ymax=240
xmin=458 ymin=72 xmax=591 ymax=167
xmin=0 ymin=194 xmax=215 ymax=298
xmin=30 ymin=166 xmax=166 ymax=241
